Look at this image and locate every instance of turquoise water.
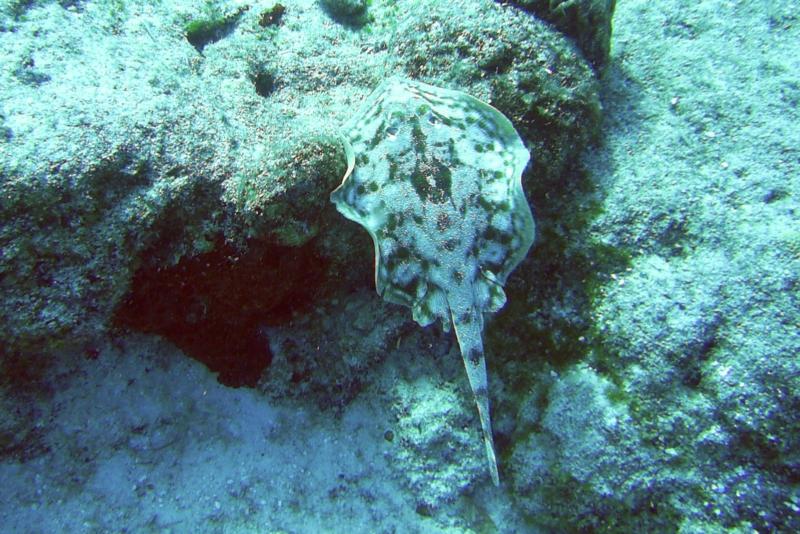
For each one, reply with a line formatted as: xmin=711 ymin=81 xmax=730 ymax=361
xmin=0 ymin=1 xmax=798 ymax=532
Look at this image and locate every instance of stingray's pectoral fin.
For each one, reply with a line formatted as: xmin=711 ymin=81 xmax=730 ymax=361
xmin=451 ymin=308 xmax=500 ymax=486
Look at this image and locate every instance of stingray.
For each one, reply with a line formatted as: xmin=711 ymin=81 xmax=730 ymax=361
xmin=331 ymin=78 xmax=535 ymax=486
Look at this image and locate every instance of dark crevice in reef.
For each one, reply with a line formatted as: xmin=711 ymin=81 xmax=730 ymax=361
xmin=114 ymin=238 xmax=327 ymax=388
xmin=251 ymin=70 xmax=277 ymax=98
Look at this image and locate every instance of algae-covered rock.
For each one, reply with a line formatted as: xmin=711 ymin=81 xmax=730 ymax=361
xmin=319 ymin=0 xmax=368 ymax=23
xmin=507 ymin=0 xmax=617 ymax=70
xmin=223 ymin=136 xmax=346 ymax=247
xmin=0 ymin=0 xmax=601 ymax=378
xmin=566 ymin=1 xmax=800 ymax=531
xmin=388 ymin=0 xmax=602 ymax=189
xmin=510 ymin=365 xmax=653 ymax=531
xmin=0 ymin=1 xmax=353 ymax=356
xmin=259 ymin=291 xmax=407 ymax=406
xmin=389 ymin=376 xmax=485 ymax=510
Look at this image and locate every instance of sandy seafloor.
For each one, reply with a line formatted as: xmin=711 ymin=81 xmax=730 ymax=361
xmin=1 ymin=0 xmax=799 ymax=532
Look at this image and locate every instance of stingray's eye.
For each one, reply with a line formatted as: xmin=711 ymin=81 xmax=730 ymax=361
xmin=386 ymin=125 xmax=398 ymax=139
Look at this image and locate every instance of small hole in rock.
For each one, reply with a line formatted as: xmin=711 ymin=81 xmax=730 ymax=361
xmin=252 ymin=71 xmax=277 ymax=98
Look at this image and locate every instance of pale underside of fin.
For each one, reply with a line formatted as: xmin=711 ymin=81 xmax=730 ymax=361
xmin=450 ymin=303 xmax=500 ymax=486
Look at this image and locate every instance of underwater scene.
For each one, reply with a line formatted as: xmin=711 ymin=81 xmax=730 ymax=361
xmin=0 ymin=0 xmax=798 ymax=532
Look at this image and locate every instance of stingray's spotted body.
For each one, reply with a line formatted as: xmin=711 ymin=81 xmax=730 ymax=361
xmin=331 ymin=78 xmax=535 ymax=485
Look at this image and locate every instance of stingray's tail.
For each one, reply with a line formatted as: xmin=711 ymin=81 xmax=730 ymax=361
xmin=451 ymin=307 xmax=500 ymax=486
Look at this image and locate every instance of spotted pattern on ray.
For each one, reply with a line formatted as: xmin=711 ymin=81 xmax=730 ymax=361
xmin=331 ymin=78 xmax=535 ymax=486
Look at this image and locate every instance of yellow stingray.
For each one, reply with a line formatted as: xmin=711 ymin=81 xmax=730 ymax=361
xmin=331 ymin=78 xmax=535 ymax=486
